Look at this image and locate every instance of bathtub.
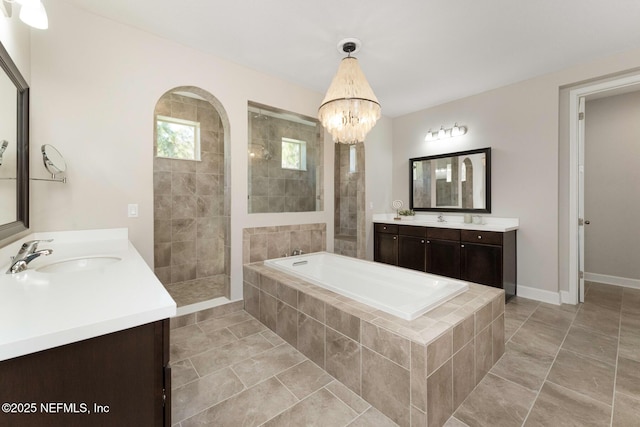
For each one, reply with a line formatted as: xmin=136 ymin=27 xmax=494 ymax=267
xmin=264 ymin=251 xmax=469 ymax=321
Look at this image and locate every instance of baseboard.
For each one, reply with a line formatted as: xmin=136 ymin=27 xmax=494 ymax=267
xmin=517 ymin=285 xmax=561 ymax=305
xmin=585 ymin=273 xmax=640 ymax=289
xmin=560 ymin=291 xmax=574 ymax=305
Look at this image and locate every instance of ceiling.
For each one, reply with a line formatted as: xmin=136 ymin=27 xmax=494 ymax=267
xmin=63 ymin=0 xmax=640 ymax=117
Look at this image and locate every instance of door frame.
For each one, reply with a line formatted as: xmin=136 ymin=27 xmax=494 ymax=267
xmin=567 ymin=73 xmax=640 ymax=304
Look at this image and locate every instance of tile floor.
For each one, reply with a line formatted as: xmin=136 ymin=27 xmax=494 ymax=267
xmin=165 ymin=275 xmax=227 ymax=307
xmin=170 ymin=282 xmax=640 ymax=426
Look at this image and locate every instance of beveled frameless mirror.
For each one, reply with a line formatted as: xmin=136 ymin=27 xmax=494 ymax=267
xmin=409 ymin=147 xmax=491 ymax=213
xmin=0 ymin=40 xmax=29 ymax=241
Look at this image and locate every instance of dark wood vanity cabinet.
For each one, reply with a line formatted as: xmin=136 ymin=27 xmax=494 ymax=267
xmin=398 ymin=226 xmax=427 ymax=271
xmin=374 ymin=223 xmax=516 ymax=299
xmin=426 ymin=228 xmax=461 ymax=278
xmin=0 ymin=319 xmax=171 ymax=427
xmin=374 ymin=223 xmax=399 ymax=265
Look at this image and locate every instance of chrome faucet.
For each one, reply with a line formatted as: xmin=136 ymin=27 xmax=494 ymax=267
xmin=437 ymin=213 xmax=446 ymax=222
xmin=6 ymin=239 xmax=54 ymax=274
xmin=291 ymin=248 xmax=304 ymax=256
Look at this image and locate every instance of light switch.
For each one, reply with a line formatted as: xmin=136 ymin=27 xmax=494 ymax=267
xmin=128 ymin=204 xmax=139 ymax=218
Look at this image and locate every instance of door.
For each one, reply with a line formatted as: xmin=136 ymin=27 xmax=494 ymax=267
xmin=375 ymin=232 xmax=398 ymax=265
xmin=461 ymin=243 xmax=502 ymax=288
xmin=398 ymin=235 xmax=426 ymax=271
xmin=578 ymin=96 xmax=586 ymax=302
xmin=427 ymin=239 xmax=460 ymax=279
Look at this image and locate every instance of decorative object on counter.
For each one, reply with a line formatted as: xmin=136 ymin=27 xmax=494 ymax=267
xmin=31 ymin=144 xmax=67 ymax=183
xmin=392 ymin=199 xmax=404 ymax=220
xmin=410 ymin=147 xmax=491 ymax=213
xmin=424 ymin=123 xmax=467 ymax=141
xmin=464 ymin=213 xmax=472 ymax=223
xmin=398 ymin=209 xmax=415 ymax=220
xmin=318 ymin=38 xmax=381 ymax=144
xmin=472 ymin=215 xmax=482 ymax=224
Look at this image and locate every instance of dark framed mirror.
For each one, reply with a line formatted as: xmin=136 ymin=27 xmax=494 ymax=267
xmin=0 ymin=41 xmax=29 ymax=241
xmin=410 ymin=147 xmax=490 ymax=213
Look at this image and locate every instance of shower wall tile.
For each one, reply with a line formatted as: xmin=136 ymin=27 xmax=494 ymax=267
xmin=242 ymin=223 xmax=326 ymax=263
xmin=154 ymin=195 xmax=172 ymax=219
xmin=154 ymin=93 xmax=229 ymax=297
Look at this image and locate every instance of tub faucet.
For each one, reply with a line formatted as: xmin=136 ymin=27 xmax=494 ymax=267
xmin=437 ymin=213 xmax=446 ymax=222
xmin=291 ymin=248 xmax=304 ymax=256
xmin=6 ymin=239 xmax=54 ymax=274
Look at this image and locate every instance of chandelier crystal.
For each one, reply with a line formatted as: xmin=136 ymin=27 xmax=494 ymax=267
xmin=318 ymin=41 xmax=381 ymax=144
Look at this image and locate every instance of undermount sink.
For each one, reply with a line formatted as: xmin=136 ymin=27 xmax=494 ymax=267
xmin=36 ymin=256 xmax=122 ymax=273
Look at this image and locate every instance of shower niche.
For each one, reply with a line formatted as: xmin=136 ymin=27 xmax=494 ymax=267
xmin=153 ymin=87 xmax=230 ymax=308
xmin=247 ymin=101 xmax=324 ymax=213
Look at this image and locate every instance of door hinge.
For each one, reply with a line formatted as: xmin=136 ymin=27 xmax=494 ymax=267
xmin=579 ymin=271 xmax=584 ymax=279
xmin=162 ymin=388 xmax=166 ymax=407
xmin=578 ymin=218 xmax=584 ymax=226
xmin=578 ymin=112 xmax=585 ymax=120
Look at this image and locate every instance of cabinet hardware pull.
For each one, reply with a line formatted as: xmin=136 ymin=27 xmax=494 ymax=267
xmin=383 ymin=226 xmax=387 ymax=230
xmin=421 ymin=240 xmax=425 ymax=243
xmin=478 ymin=235 xmax=482 ymax=239
xmin=461 ymin=244 xmax=465 ymax=248
xmin=427 ymin=240 xmax=430 ymax=244
xmin=393 ymin=236 xmax=397 ymax=240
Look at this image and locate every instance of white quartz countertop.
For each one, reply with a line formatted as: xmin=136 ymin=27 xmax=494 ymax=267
xmin=0 ymin=228 xmax=176 ymax=361
xmin=373 ymin=214 xmax=519 ymax=232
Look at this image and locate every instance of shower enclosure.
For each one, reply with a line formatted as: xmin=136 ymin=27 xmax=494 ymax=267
xmin=153 ymin=88 xmax=230 ymax=308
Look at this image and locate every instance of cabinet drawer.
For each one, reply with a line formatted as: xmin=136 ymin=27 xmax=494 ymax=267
xmin=375 ymin=223 xmax=398 ymax=234
xmin=427 ymin=227 xmax=460 ymax=241
xmin=461 ymin=230 xmax=503 ymax=245
xmin=399 ymin=225 xmax=427 ymax=237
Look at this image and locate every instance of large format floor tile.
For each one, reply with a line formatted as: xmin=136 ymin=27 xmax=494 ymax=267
xmin=447 ymin=282 xmax=640 ymax=427
xmin=172 ymin=281 xmax=640 ymax=427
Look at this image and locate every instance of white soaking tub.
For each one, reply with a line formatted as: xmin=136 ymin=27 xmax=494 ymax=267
xmin=264 ymin=251 xmax=469 ymax=321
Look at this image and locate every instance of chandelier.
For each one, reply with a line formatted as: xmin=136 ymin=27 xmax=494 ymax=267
xmin=318 ymin=39 xmax=381 ymax=144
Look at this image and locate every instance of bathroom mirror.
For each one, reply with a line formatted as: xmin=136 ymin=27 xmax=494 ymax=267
xmin=41 ymin=144 xmax=67 ymax=179
xmin=0 ymin=41 xmax=29 ymax=241
xmin=409 ymin=147 xmax=491 ymax=213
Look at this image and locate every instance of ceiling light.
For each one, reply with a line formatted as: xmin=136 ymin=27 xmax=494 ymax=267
xmin=318 ymin=38 xmax=381 ymax=144
xmin=5 ymin=0 xmax=48 ymax=29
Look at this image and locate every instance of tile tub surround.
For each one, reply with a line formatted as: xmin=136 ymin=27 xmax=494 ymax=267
xmin=243 ymin=223 xmax=327 ymax=263
xmin=243 ymin=262 xmax=505 ymax=427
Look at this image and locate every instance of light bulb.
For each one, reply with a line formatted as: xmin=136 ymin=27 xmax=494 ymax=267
xmin=437 ymin=127 xmax=446 ymax=139
xmin=18 ymin=0 xmax=48 ymax=29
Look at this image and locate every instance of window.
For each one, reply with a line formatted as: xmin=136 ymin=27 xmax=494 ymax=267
xmin=156 ymin=115 xmax=201 ymax=161
xmin=349 ymin=145 xmax=357 ymax=173
xmin=281 ymin=137 xmax=307 ymax=170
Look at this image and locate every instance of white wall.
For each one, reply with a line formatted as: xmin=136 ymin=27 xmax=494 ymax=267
xmin=584 ymin=91 xmax=640 ymax=281
xmin=28 ymin=1 xmax=333 ymax=300
xmin=364 ymin=115 xmax=393 ymax=259
xmin=392 ymin=47 xmax=640 ymax=296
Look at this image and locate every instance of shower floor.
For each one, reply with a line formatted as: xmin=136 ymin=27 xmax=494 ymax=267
xmin=165 ymin=275 xmax=227 ymax=307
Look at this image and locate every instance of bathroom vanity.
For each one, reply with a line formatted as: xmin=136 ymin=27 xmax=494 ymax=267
xmin=374 ymin=216 xmax=518 ymax=299
xmin=0 ymin=229 xmax=176 ymax=427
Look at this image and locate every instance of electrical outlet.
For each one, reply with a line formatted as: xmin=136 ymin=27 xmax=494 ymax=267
xmin=128 ymin=204 xmax=139 ymax=218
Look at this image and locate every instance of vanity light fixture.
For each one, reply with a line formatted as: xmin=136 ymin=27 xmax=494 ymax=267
xmin=424 ymin=123 xmax=467 ymax=141
xmin=1 ymin=0 xmax=48 ymax=30
xmin=318 ymin=38 xmax=381 ymax=144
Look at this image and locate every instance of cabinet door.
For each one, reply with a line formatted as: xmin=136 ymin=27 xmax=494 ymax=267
xmin=398 ymin=235 xmax=426 ymax=271
xmin=374 ymin=232 xmax=398 ymax=265
xmin=427 ymin=239 xmax=460 ymax=279
xmin=461 ymin=243 xmax=503 ymax=288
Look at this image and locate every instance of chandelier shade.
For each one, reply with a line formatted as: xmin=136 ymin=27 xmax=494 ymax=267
xmin=318 ymin=46 xmax=381 ymax=144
